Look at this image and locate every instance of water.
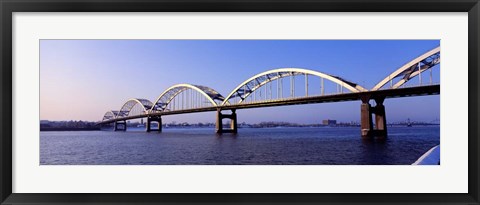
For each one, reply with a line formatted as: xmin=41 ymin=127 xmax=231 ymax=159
xmin=40 ymin=126 xmax=439 ymax=165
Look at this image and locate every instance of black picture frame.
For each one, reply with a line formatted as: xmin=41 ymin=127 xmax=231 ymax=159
xmin=1 ymin=0 xmax=479 ymax=204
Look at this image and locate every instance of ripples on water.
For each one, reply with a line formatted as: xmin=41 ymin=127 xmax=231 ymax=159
xmin=40 ymin=126 xmax=439 ymax=165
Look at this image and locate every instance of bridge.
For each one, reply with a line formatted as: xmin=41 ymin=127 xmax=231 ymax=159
xmin=99 ymin=46 xmax=440 ymax=137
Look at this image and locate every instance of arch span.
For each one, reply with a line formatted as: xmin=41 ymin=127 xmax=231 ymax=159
xmin=372 ymin=46 xmax=440 ymax=91
xmin=102 ymin=110 xmax=119 ymax=121
xmin=150 ymin=83 xmax=225 ymax=112
xmin=117 ymin=98 xmax=153 ymax=117
xmin=221 ymin=68 xmax=367 ymax=105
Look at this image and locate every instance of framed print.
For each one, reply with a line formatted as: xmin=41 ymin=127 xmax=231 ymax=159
xmin=1 ymin=0 xmax=479 ymax=204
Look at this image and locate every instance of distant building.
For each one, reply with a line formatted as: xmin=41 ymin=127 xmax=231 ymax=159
xmin=322 ymin=119 xmax=337 ymax=126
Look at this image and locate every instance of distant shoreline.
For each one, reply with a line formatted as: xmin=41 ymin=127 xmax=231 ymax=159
xmin=40 ymin=124 xmax=440 ymax=132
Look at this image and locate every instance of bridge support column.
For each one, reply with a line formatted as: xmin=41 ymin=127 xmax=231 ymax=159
xmin=114 ymin=120 xmax=127 ymax=131
xmin=373 ymin=97 xmax=387 ymax=137
xmin=146 ymin=116 xmax=162 ymax=132
xmin=216 ymin=110 xmax=223 ymax=134
xmin=360 ymin=100 xmax=373 ymax=137
xmin=360 ymin=95 xmax=387 ymax=138
xmin=216 ymin=109 xmax=237 ymax=134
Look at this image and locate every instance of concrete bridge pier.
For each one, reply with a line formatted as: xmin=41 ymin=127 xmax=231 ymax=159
xmin=114 ymin=120 xmax=127 ymax=131
xmin=360 ymin=95 xmax=387 ymax=138
xmin=373 ymin=97 xmax=387 ymax=137
xmin=216 ymin=109 xmax=238 ymax=134
xmin=146 ymin=116 xmax=162 ymax=132
xmin=360 ymin=95 xmax=373 ymax=137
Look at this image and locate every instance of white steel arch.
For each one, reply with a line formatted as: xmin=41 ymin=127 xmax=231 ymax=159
xmin=221 ymin=68 xmax=367 ymax=105
xmin=102 ymin=110 xmax=119 ymax=121
xmin=117 ymin=98 xmax=153 ymax=117
xmin=372 ymin=46 xmax=440 ymax=91
xmin=150 ymin=83 xmax=225 ymax=112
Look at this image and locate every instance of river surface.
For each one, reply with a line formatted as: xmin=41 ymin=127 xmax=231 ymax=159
xmin=40 ymin=126 xmax=439 ymax=165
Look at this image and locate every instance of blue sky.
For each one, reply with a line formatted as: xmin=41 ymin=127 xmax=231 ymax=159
xmin=40 ymin=40 xmax=440 ymax=124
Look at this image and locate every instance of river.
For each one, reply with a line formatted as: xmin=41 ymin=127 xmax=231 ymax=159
xmin=40 ymin=126 xmax=439 ymax=165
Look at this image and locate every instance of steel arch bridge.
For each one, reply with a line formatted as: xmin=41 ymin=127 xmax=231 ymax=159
xmin=118 ymin=98 xmax=154 ymax=117
xmin=102 ymin=111 xmax=119 ymax=121
xmin=372 ymin=46 xmax=440 ymax=91
xmin=221 ymin=68 xmax=368 ymax=106
xmin=99 ymin=46 xmax=440 ymax=137
xmin=150 ymin=83 xmax=226 ymax=112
